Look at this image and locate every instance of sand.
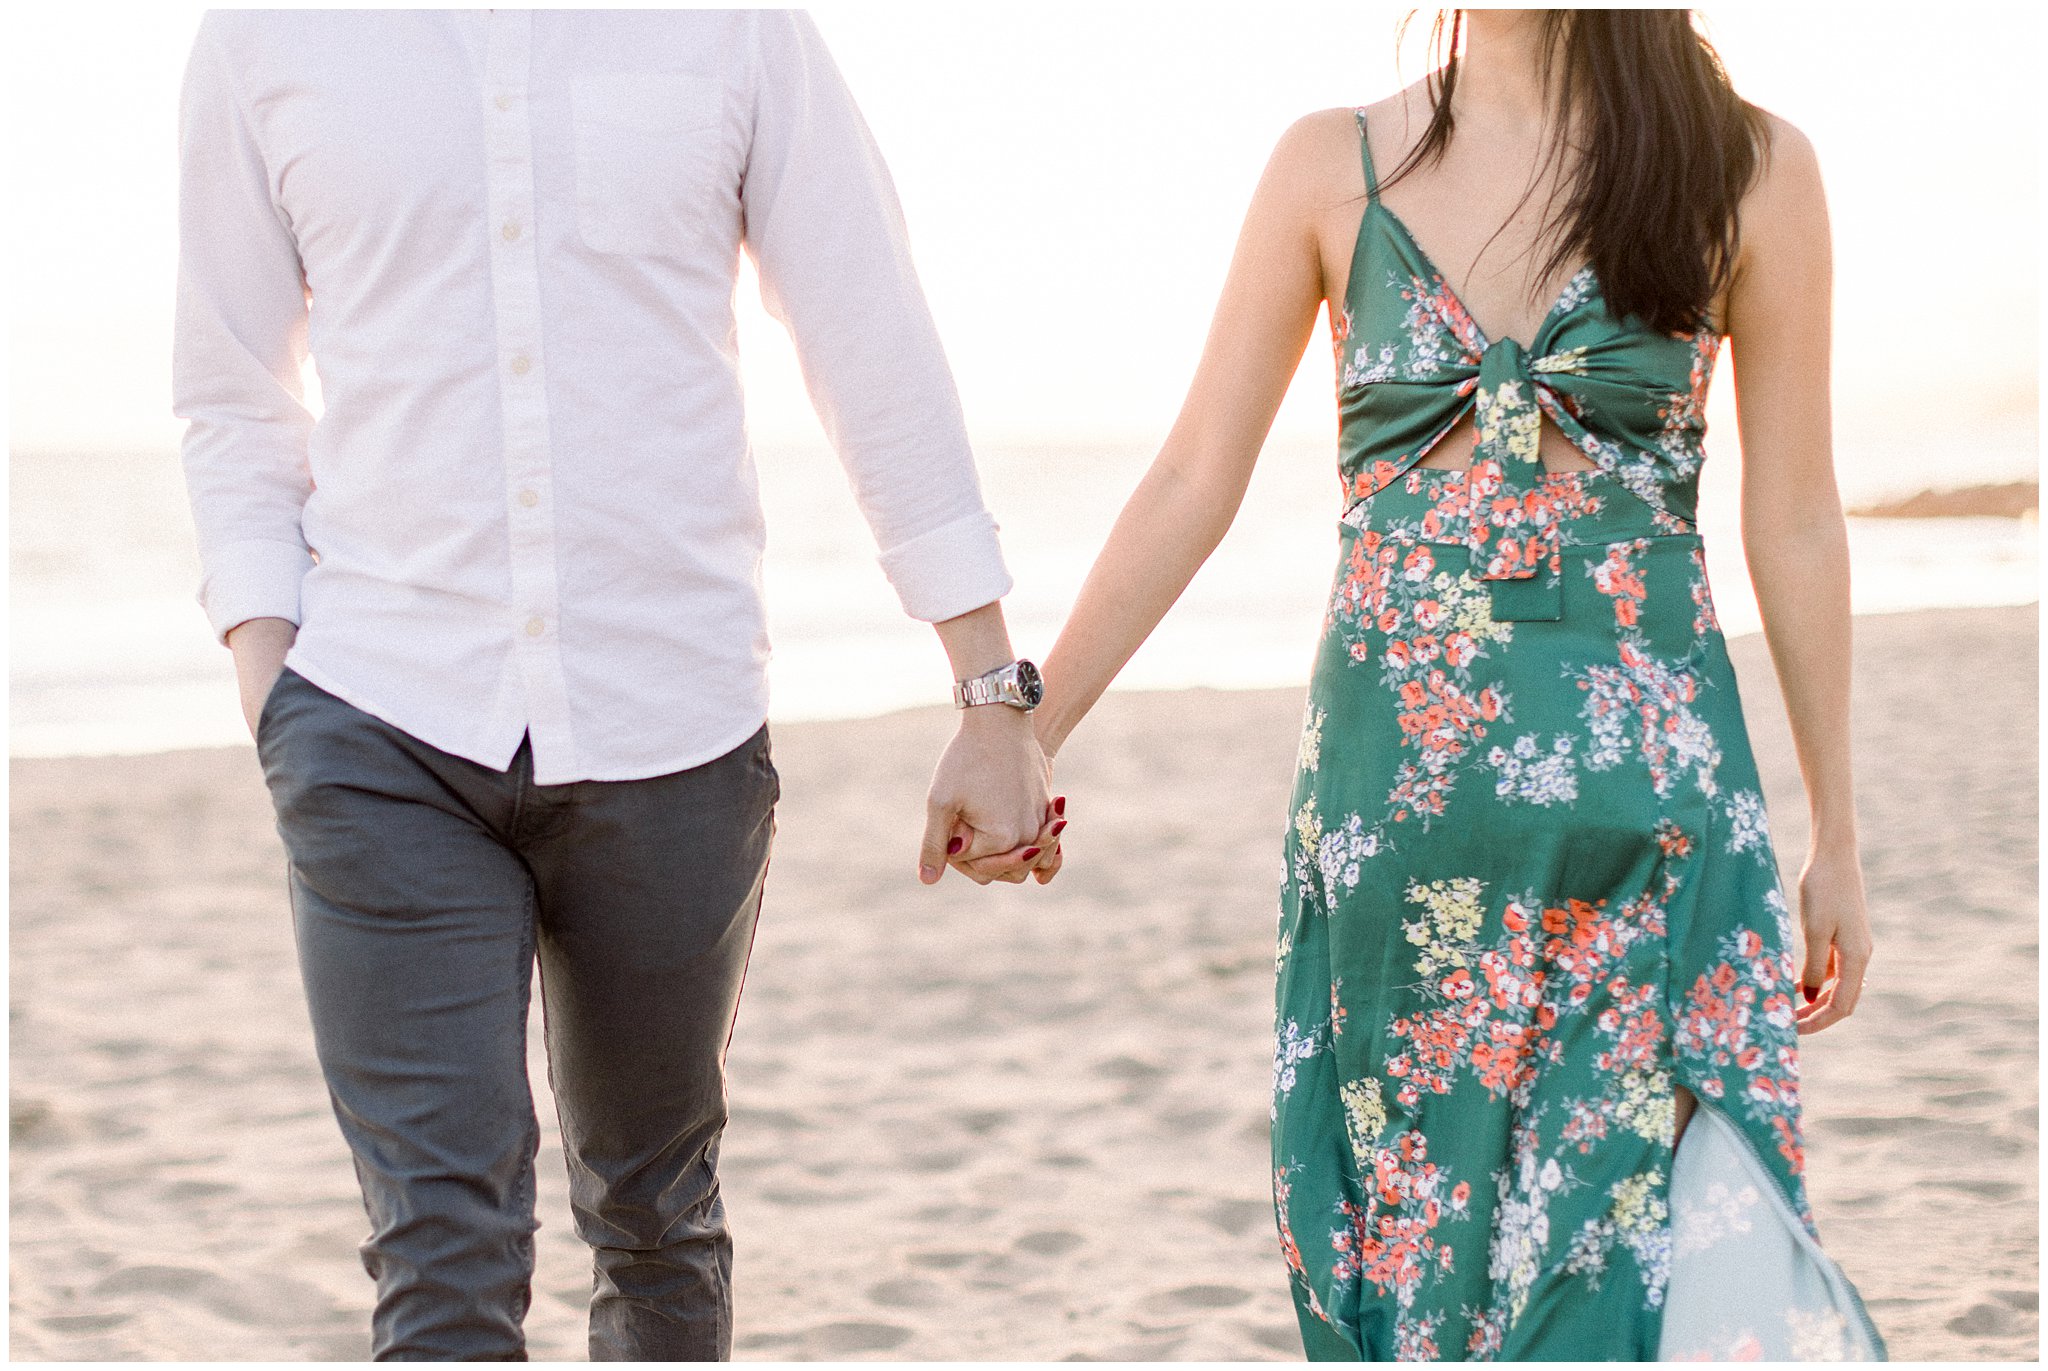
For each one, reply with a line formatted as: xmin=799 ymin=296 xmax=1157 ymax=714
xmin=9 ymin=605 xmax=2038 ymax=1361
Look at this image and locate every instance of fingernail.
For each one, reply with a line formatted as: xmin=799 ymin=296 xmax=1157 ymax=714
xmin=1021 ymin=847 xmax=1041 ymax=860
xmin=1050 ymin=820 xmax=1067 ymax=836
xmin=1801 ymin=984 xmax=1819 ymax=1003
xmin=1054 ymin=796 xmax=1066 ymax=816
xmin=947 ymin=837 xmax=964 ymax=855
xmin=919 ymin=864 xmax=938 ymax=882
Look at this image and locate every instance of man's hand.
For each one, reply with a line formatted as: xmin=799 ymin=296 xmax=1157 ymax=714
xmin=919 ymin=706 xmax=1054 ymax=886
xmin=226 ymin=616 xmax=298 ymax=740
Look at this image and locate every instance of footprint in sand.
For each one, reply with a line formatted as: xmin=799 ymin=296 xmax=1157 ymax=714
xmin=957 ymin=1108 xmax=1011 ymax=1136
xmin=1092 ymin=1055 xmax=1166 ymax=1082
xmin=910 ymin=1202 xmax=995 ymax=1223
xmin=37 ymin=1313 xmax=132 ymax=1334
xmin=1201 ymin=1197 xmax=1272 ymax=1236
xmin=11 ymin=1097 xmax=55 ymax=1145
xmin=867 ymin=1276 xmax=943 ymax=1308
xmin=808 ymin=1320 xmax=912 ymax=1355
xmin=1159 ymin=1106 xmax=1226 ymax=1134
xmin=905 ymin=1249 xmax=976 ymax=1271
xmin=1163 ymin=1283 xmax=1254 ymax=1309
xmin=1948 ymin=1302 xmax=2029 ymax=1338
xmin=902 ymin=1149 xmax=968 ymax=1174
xmin=1015 ymin=1230 xmax=1085 ymax=1258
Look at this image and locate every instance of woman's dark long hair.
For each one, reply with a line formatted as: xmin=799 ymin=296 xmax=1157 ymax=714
xmin=1380 ymin=10 xmax=1769 ymax=335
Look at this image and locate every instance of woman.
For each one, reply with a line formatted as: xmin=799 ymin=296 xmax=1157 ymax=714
xmin=1004 ymin=9 xmax=1886 ymax=1361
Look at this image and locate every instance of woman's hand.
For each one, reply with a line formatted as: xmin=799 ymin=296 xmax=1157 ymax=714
xmin=948 ymin=796 xmax=1066 ymax=886
xmin=1791 ymin=840 xmax=1873 ymax=1034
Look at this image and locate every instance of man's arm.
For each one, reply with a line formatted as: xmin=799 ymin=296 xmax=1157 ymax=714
xmin=737 ymin=13 xmax=1051 ymax=883
xmin=172 ymin=16 xmax=316 ymax=734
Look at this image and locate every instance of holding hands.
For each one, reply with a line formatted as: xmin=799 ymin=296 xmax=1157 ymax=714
xmin=919 ymin=707 xmax=1065 ymax=885
xmin=918 ymin=606 xmax=1066 ymax=886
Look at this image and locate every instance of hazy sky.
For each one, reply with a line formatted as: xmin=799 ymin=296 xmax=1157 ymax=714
xmin=8 ymin=3 xmax=2040 ymax=480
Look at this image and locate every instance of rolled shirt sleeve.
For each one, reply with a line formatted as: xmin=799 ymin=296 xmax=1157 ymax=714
xmin=172 ymin=15 xmax=317 ymax=644
xmin=739 ymin=10 xmax=1012 ymax=623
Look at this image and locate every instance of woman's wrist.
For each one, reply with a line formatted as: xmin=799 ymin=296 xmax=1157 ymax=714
xmin=1027 ymin=683 xmax=1075 ymax=759
xmin=1805 ymin=816 xmax=1860 ymax=862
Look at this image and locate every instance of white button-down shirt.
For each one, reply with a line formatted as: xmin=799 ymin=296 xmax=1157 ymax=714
xmin=174 ymin=9 xmax=1012 ymax=783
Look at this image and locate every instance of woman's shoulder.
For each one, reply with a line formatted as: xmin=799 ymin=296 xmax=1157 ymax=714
xmin=1749 ymin=108 xmax=1823 ymax=196
xmin=1256 ymin=85 xmax=1434 ymax=221
xmin=1266 ymin=94 xmax=1412 ymax=207
xmin=1735 ymin=107 xmax=1827 ymax=262
xmin=1277 ymin=85 xmax=1430 ymax=149
xmin=1723 ymin=107 xmax=1829 ymax=326
xmin=1270 ymin=106 xmax=1364 ymax=164
xmin=1250 ymin=108 xmax=1365 ymax=217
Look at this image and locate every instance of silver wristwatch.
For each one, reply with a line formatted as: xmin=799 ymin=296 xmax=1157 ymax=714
xmin=954 ymin=658 xmax=1043 ymax=712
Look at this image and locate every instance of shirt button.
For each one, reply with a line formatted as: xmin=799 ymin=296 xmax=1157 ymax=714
xmin=510 ymin=354 xmax=532 ymax=376
xmin=495 ymin=93 xmax=514 ymax=112
xmin=517 ymin=487 xmax=540 ymax=508
xmin=525 ymin=616 xmax=545 ymax=638
xmin=501 ymin=220 xmax=522 ymax=242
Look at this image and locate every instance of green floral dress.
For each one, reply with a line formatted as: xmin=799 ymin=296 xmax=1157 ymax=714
xmin=1268 ymin=111 xmax=1888 ymax=1361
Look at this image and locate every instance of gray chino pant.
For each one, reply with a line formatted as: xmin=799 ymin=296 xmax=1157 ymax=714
xmin=255 ymin=666 xmax=778 ymax=1361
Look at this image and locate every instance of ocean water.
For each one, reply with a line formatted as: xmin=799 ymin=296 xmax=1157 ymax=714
xmin=9 ymin=438 xmax=2039 ymax=759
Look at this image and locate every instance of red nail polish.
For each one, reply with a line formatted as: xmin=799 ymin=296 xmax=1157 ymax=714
xmin=1801 ymin=984 xmax=1818 ymax=1003
xmin=1021 ymin=847 xmax=1041 ymax=860
xmin=947 ymin=837 xmax=964 ymax=855
xmin=1054 ymin=796 xmax=1066 ymax=816
xmin=1050 ymin=820 xmax=1067 ymax=836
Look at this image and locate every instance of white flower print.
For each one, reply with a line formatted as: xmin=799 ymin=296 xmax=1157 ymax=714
xmin=1272 ymin=1016 xmax=1326 ymax=1119
xmin=1485 ymin=732 xmax=1580 ymax=806
xmin=1725 ymin=788 xmax=1771 ymax=859
xmin=1575 ymin=638 xmax=1721 ymax=799
xmin=1343 ymin=341 xmax=1402 ymax=390
xmin=1316 ymin=811 xmax=1382 ymax=905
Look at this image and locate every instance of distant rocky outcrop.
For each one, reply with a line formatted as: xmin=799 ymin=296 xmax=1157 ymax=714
xmin=1849 ymin=480 xmax=2038 ymax=520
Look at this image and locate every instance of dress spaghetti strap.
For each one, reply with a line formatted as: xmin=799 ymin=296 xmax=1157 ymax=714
xmin=1353 ymin=107 xmax=1379 ymax=200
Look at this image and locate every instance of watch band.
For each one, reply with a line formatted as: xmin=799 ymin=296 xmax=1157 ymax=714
xmin=955 ymin=674 xmax=1006 ymax=707
xmin=953 ymin=658 xmax=1042 ymax=711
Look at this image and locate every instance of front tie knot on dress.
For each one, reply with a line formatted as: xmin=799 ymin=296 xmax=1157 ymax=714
xmin=1464 ymin=337 xmax=1585 ymax=622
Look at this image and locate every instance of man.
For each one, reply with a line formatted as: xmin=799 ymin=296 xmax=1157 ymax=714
xmin=175 ymin=10 xmax=1056 ymax=1359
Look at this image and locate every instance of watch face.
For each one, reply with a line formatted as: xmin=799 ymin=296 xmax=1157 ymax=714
xmin=1016 ymin=658 xmax=1044 ymax=707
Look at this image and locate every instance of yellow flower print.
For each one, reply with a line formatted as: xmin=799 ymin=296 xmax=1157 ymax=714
xmin=1295 ymin=799 xmax=1323 ymax=859
xmin=1475 ymin=379 xmax=1543 ymax=468
xmin=1531 ymin=346 xmax=1590 ymax=376
xmin=1341 ymin=1076 xmax=1389 ymax=1170
xmin=1612 ymin=1065 xmax=1679 ymax=1145
xmin=1402 ymin=876 xmax=1487 ymax=976
xmin=1609 ymin=1168 xmax=1669 ymax=1236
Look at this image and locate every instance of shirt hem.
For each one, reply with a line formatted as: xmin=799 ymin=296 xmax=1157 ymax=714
xmin=533 ymin=710 xmax=772 ymax=786
xmin=281 ymin=650 xmax=771 ymax=785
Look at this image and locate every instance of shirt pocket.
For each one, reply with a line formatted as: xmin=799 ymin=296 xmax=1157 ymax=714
xmin=571 ymin=72 xmax=727 ymax=257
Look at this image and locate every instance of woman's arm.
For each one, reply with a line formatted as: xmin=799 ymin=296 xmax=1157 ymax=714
xmin=1032 ymin=116 xmax=1341 ymax=758
xmin=1723 ymin=115 xmax=1872 ymax=1034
